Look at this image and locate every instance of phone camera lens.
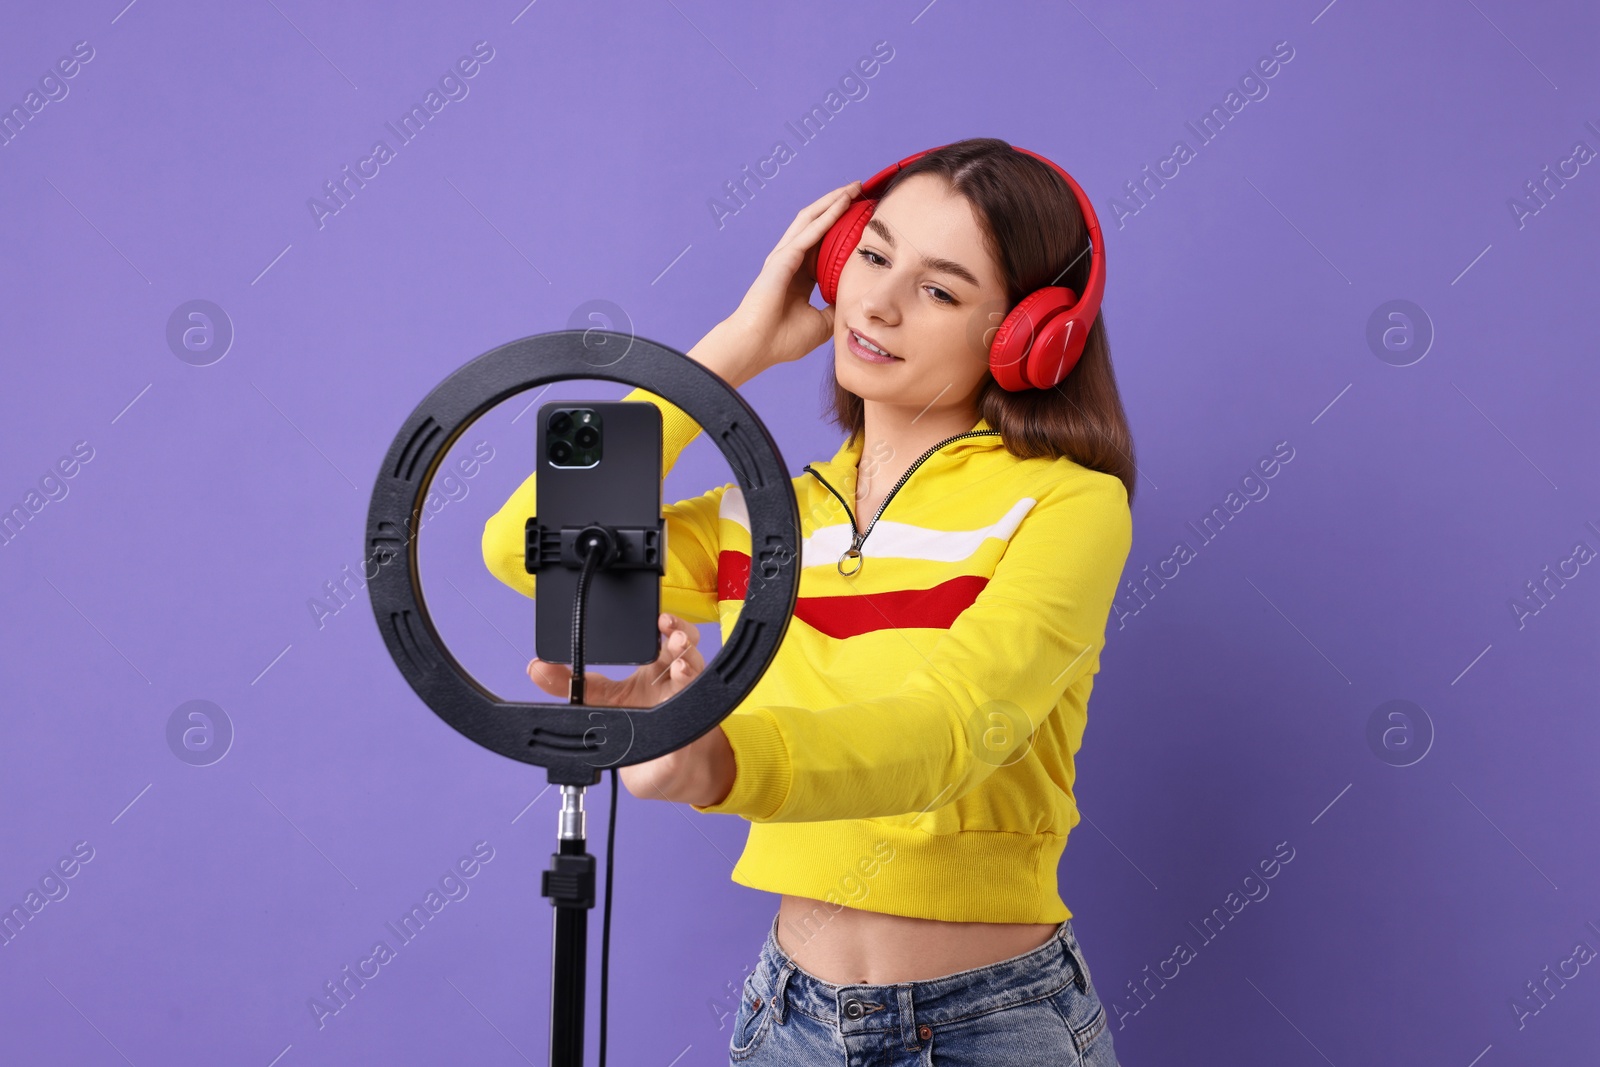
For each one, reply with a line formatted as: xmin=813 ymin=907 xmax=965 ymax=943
xmin=549 ymin=441 xmax=573 ymax=464
xmin=574 ymin=426 xmax=599 ymax=448
xmin=550 ymin=412 xmax=574 ymax=434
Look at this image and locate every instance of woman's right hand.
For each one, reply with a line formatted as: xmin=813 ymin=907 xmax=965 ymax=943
xmin=525 ymin=612 xmax=704 ymax=711
xmin=723 ymin=180 xmax=863 ymax=373
xmin=525 ymin=613 xmax=729 ymax=804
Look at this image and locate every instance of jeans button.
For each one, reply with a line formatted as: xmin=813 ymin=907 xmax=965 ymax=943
xmin=843 ymin=998 xmax=864 ymax=1019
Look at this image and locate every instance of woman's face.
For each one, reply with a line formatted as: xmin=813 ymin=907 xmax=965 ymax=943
xmin=830 ymin=172 xmax=1010 ymax=416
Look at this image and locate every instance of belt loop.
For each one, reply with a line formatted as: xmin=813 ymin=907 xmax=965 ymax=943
xmin=771 ymin=961 xmax=795 ymax=1024
xmin=1060 ymin=922 xmax=1091 ymax=994
xmin=895 ymin=985 xmax=919 ymax=1049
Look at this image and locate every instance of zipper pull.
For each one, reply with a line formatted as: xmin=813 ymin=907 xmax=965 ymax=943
xmin=807 ymin=464 xmax=867 ymax=576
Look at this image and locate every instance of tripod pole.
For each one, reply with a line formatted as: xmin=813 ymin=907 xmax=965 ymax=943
xmin=544 ymin=779 xmax=599 ymax=1066
xmin=544 ymin=534 xmax=607 ymax=1065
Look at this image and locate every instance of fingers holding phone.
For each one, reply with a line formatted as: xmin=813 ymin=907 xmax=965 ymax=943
xmin=525 ymin=612 xmax=703 ymax=708
xmin=639 ymin=612 xmax=705 ymax=703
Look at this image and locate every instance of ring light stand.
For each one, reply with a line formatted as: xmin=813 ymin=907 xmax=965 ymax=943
xmin=365 ymin=330 xmax=801 ymax=1066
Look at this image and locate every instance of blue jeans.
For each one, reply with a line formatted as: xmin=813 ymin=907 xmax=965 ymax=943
xmin=726 ymin=912 xmax=1120 ymax=1065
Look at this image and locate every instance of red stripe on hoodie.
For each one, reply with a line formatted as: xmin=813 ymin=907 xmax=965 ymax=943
xmin=717 ymin=549 xmax=989 ymax=638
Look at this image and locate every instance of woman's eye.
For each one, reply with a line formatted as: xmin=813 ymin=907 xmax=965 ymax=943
xmin=855 ymin=249 xmax=957 ymax=305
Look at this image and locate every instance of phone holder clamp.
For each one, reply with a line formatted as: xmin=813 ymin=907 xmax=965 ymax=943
xmin=522 ymin=517 xmax=665 ymax=575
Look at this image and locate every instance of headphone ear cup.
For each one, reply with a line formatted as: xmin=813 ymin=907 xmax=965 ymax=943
xmin=989 ymin=288 xmax=1076 ymax=391
xmin=1025 ymin=307 xmax=1087 ymax=389
xmin=816 ymin=198 xmax=875 ymax=305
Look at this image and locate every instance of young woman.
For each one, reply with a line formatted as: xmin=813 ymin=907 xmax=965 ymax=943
xmin=483 ymin=138 xmax=1135 ymax=1064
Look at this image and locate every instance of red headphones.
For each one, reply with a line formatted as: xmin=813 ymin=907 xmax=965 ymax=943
xmin=815 ymin=144 xmax=1106 ymax=391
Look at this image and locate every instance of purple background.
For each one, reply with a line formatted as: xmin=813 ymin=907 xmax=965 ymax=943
xmin=2 ymin=0 xmax=1597 ymax=1063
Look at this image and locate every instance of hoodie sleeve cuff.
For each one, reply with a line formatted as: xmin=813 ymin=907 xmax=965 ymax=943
xmin=691 ymin=708 xmax=792 ymax=820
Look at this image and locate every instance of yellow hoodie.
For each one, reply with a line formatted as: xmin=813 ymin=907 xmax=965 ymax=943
xmin=481 ymin=386 xmax=1132 ymax=923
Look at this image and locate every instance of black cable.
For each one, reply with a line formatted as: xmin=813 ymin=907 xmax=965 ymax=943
xmin=570 ymin=536 xmax=601 ymax=705
xmin=568 ymin=534 xmax=619 ymax=1067
xmin=600 ymin=762 xmax=618 ymax=1067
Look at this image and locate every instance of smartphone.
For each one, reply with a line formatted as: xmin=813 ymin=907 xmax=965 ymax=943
xmin=533 ymin=400 xmax=663 ymax=666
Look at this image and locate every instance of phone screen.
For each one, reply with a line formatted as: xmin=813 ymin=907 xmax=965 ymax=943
xmin=532 ymin=401 xmax=663 ymax=666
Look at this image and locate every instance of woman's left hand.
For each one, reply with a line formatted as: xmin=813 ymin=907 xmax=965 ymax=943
xmin=525 ymin=613 xmax=736 ymax=807
xmin=629 ymin=719 xmax=736 ymax=808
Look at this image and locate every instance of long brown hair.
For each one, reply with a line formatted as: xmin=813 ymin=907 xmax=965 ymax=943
xmin=822 ymin=137 xmax=1138 ymax=505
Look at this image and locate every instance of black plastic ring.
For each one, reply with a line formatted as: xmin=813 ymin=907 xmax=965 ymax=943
xmin=364 ymin=330 xmax=800 ymax=786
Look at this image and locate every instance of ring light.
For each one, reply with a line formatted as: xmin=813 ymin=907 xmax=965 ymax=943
xmin=364 ymin=329 xmax=801 ymax=787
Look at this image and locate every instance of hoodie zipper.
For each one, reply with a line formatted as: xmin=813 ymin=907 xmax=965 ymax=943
xmin=803 ymin=428 xmax=1001 ymax=576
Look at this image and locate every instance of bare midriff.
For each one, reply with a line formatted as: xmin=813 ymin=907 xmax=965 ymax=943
xmin=775 ymin=894 xmax=1061 ymax=985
